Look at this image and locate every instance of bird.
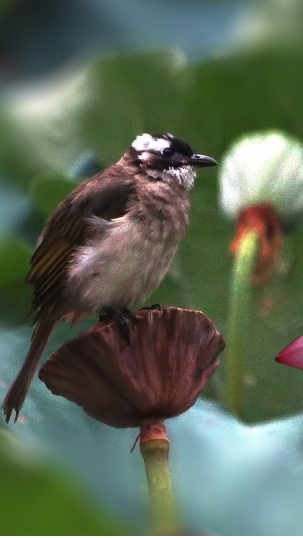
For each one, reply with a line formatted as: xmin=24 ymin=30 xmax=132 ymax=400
xmin=2 ymin=132 xmax=217 ymax=423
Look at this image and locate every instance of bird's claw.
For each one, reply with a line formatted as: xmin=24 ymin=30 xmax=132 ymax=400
xmin=140 ymin=303 xmax=161 ymax=311
xmin=99 ymin=307 xmax=138 ymax=345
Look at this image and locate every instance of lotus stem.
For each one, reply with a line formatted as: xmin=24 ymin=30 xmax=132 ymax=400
xmin=225 ymin=229 xmax=259 ymax=419
xmin=140 ymin=420 xmax=176 ymax=534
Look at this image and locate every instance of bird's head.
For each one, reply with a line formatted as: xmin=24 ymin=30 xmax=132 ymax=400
xmin=124 ymin=132 xmax=217 ymax=189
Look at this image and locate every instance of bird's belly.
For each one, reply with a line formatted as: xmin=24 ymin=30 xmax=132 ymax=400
xmin=67 ymin=222 xmax=179 ymax=313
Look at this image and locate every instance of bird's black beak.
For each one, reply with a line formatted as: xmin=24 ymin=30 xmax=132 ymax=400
xmin=189 ymin=154 xmax=218 ymax=167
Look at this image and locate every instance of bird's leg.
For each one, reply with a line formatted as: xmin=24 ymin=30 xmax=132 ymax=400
xmin=121 ymin=308 xmax=139 ymax=324
xmin=99 ymin=307 xmax=138 ymax=345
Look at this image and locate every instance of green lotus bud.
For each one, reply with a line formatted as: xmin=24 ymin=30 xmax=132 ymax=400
xmin=219 ymin=130 xmax=303 ymax=224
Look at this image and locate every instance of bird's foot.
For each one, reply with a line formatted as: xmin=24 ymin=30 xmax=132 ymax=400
xmin=140 ymin=303 xmax=161 ymax=311
xmin=99 ymin=307 xmax=138 ymax=345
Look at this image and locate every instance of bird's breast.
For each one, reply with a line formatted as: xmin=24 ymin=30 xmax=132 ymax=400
xmin=66 ymin=214 xmax=181 ymax=313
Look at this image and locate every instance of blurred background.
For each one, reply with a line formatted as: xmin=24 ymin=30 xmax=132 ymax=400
xmin=1 ymin=0 xmax=303 ymax=534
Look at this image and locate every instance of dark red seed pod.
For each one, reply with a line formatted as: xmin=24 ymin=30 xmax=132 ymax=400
xmin=39 ymin=307 xmax=225 ymax=428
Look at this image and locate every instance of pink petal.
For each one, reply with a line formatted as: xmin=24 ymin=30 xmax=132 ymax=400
xmin=275 ymin=336 xmax=303 ymax=369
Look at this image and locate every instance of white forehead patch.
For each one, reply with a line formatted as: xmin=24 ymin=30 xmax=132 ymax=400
xmin=132 ymin=133 xmax=171 ymax=153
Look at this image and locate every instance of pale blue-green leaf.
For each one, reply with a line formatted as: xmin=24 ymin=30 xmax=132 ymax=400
xmin=1 ymin=323 xmax=303 ymax=534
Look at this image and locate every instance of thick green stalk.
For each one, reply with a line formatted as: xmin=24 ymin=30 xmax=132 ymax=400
xmin=225 ymin=230 xmax=259 ymax=419
xmin=140 ymin=437 xmax=176 ymax=534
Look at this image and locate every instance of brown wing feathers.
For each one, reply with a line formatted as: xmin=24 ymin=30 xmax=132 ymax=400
xmin=27 ymin=171 xmax=136 ymax=322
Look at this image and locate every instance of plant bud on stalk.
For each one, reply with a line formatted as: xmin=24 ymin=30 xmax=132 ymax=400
xmin=39 ymin=307 xmax=225 ymax=534
xmin=219 ymin=130 xmax=303 ymax=285
xmin=218 ymin=131 xmax=303 ymax=419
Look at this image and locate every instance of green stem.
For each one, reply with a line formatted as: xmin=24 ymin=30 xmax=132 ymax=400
xmin=140 ymin=437 xmax=176 ymax=534
xmin=225 ymin=230 xmax=259 ymax=419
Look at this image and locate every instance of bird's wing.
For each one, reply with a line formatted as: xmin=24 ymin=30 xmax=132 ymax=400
xmin=27 ymin=169 xmax=136 ymax=320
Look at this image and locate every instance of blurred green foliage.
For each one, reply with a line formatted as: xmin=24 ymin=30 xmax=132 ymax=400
xmin=30 ymin=173 xmax=77 ymax=217
xmin=0 ymin=432 xmax=127 ymax=535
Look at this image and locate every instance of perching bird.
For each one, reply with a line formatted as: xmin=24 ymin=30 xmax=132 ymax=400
xmin=2 ymin=132 xmax=217 ymax=423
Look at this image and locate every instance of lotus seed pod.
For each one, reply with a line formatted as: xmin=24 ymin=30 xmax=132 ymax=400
xmin=39 ymin=308 xmax=225 ymax=428
xmin=219 ymin=131 xmax=303 ymax=224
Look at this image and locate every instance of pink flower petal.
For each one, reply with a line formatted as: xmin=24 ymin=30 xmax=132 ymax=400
xmin=275 ymin=336 xmax=303 ymax=369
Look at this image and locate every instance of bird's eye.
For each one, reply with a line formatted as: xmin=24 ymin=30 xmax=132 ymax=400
xmin=162 ymin=148 xmax=173 ymax=157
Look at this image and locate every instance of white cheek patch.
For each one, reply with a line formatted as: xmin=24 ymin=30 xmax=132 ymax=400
xmin=166 ymin=166 xmax=196 ymax=189
xmin=146 ymin=165 xmax=196 ymax=189
xmin=132 ymin=133 xmax=170 ymax=153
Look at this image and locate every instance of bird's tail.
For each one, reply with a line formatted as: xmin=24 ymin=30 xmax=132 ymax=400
xmin=2 ymin=318 xmax=55 ymax=423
